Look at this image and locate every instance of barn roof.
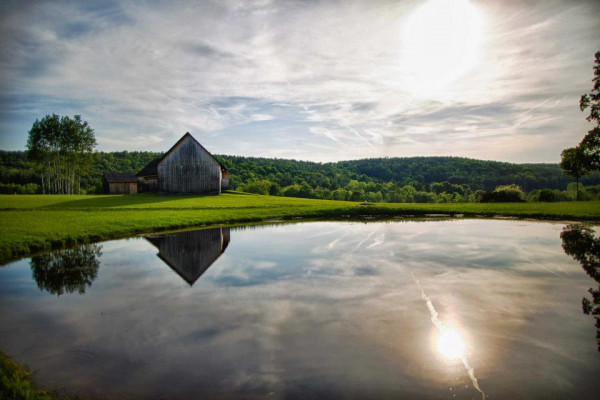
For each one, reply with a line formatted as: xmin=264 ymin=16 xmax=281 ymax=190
xmin=136 ymin=157 xmax=160 ymax=177
xmin=103 ymin=172 xmax=137 ymax=183
xmin=165 ymin=133 xmax=227 ymax=170
xmin=135 ymin=132 xmax=227 ymax=177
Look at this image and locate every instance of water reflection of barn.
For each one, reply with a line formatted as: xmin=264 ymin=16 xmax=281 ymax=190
xmin=145 ymin=227 xmax=230 ymax=285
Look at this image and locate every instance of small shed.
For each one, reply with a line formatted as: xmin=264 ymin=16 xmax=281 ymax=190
xmin=102 ymin=173 xmax=138 ymax=194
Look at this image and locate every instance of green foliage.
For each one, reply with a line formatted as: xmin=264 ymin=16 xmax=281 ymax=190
xmin=579 ymin=51 xmax=600 ymax=170
xmin=0 ymin=351 xmax=65 ymax=399
xmin=560 ymin=147 xmax=590 ymax=200
xmin=240 ymin=180 xmax=271 ymax=195
xmin=537 ymin=189 xmax=557 ymax=202
xmin=26 ymin=114 xmax=97 ymax=194
xmin=0 ymin=183 xmax=40 ymax=194
xmin=3 ymin=150 xmax=600 ymax=201
xmin=480 ymin=184 xmax=526 ymax=203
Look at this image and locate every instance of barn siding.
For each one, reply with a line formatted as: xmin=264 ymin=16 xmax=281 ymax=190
xmin=108 ymin=182 xmax=137 ymax=194
xmin=158 ymin=136 xmax=222 ymax=194
xmin=137 ymin=176 xmax=158 ymax=193
xmin=221 ymin=170 xmax=230 ymax=190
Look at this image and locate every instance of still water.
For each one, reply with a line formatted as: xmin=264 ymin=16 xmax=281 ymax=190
xmin=0 ymin=219 xmax=599 ymax=399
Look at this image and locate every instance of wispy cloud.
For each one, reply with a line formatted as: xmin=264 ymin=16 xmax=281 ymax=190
xmin=0 ymin=0 xmax=598 ymax=162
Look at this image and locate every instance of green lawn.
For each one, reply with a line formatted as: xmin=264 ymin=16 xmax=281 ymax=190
xmin=1 ymin=192 xmax=598 ymax=264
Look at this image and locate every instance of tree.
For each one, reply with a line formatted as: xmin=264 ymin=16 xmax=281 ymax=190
xmin=560 ymin=147 xmax=589 ymax=200
xmin=578 ymin=51 xmax=600 ymax=171
xmin=26 ymin=114 xmax=96 ymax=194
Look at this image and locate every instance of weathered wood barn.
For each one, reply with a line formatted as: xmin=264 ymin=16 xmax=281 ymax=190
xmin=136 ymin=132 xmax=229 ymax=194
xmin=102 ymin=173 xmax=138 ymax=194
xmin=145 ymin=227 xmax=230 ymax=285
xmin=104 ymin=132 xmax=229 ymax=194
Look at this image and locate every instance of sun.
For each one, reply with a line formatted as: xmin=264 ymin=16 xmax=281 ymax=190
xmin=403 ymin=0 xmax=483 ymax=94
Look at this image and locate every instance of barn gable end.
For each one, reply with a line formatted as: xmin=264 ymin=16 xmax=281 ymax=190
xmin=157 ymin=132 xmax=223 ymax=194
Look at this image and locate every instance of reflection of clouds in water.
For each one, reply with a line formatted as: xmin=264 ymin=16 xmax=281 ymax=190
xmin=1 ymin=220 xmax=599 ymax=398
xmin=354 ymin=228 xmax=379 ymax=250
xmin=366 ymin=233 xmax=385 ymax=249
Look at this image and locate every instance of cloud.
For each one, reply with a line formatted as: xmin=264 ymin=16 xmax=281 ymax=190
xmin=0 ymin=0 xmax=598 ymax=162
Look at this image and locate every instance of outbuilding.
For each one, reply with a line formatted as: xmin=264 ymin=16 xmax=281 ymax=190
xmin=102 ymin=173 xmax=138 ymax=194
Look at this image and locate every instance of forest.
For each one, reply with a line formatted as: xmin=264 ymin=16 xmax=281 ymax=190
xmin=1 ymin=150 xmax=599 ymax=202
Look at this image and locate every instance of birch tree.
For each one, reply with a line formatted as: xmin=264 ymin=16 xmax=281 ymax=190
xmin=26 ymin=114 xmax=97 ymax=194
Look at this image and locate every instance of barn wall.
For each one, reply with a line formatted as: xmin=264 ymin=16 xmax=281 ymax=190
xmin=109 ymin=182 xmax=137 ymax=194
xmin=138 ymin=177 xmax=158 ymax=193
xmin=221 ymin=170 xmax=230 ymax=190
xmin=158 ymin=137 xmax=222 ymax=194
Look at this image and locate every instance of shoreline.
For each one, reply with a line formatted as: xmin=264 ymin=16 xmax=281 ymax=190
xmin=1 ymin=193 xmax=599 ymax=265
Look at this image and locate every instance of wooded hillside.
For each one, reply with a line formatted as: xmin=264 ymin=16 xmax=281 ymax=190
xmin=1 ymin=150 xmax=599 ymax=199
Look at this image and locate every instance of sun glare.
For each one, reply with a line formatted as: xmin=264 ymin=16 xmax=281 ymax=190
xmin=436 ymin=328 xmax=466 ymax=361
xmin=403 ymin=0 xmax=483 ymax=94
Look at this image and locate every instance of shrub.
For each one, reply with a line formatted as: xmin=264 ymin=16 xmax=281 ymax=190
xmin=480 ymin=184 xmax=526 ymax=202
xmin=538 ymin=189 xmax=557 ymax=202
xmin=241 ymin=180 xmax=271 ymax=195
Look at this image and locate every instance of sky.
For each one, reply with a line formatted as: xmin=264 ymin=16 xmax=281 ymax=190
xmin=0 ymin=0 xmax=598 ymax=163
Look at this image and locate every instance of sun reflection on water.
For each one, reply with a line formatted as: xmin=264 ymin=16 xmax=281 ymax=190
xmin=436 ymin=328 xmax=466 ymax=361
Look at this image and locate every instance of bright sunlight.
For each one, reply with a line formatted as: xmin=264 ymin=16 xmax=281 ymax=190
xmin=404 ymin=0 xmax=483 ymax=94
xmin=436 ymin=328 xmax=467 ymax=361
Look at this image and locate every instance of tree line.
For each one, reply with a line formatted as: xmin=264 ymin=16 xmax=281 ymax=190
xmin=2 ymin=148 xmax=599 ymax=201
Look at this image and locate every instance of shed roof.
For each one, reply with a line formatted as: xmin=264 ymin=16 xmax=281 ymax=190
xmin=136 ymin=157 xmax=160 ymax=177
xmin=103 ymin=172 xmax=137 ymax=183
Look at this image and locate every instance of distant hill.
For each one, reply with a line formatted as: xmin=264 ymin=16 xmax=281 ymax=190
xmin=1 ymin=150 xmax=599 ymax=194
xmin=215 ymin=155 xmax=600 ymax=192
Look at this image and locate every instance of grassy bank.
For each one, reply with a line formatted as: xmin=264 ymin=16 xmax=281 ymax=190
xmin=1 ymin=192 xmax=599 ymax=264
xmin=0 ymin=351 xmax=65 ymax=400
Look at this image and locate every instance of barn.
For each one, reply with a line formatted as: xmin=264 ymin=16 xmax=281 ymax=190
xmin=102 ymin=173 xmax=138 ymax=194
xmin=137 ymin=132 xmax=229 ymax=194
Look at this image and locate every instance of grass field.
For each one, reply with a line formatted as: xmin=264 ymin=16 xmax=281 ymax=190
xmin=1 ymin=192 xmax=599 ymax=264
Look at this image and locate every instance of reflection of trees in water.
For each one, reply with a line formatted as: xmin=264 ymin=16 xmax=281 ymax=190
xmin=30 ymin=244 xmax=102 ymax=296
xmin=560 ymin=224 xmax=600 ymax=351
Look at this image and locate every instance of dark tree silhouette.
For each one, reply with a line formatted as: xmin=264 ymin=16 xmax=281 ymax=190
xmin=579 ymin=51 xmax=600 ymax=171
xmin=30 ymin=244 xmax=102 ymax=296
xmin=560 ymin=224 xmax=600 ymax=351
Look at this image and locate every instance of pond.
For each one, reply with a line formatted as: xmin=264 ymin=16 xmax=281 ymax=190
xmin=0 ymin=219 xmax=599 ymax=399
